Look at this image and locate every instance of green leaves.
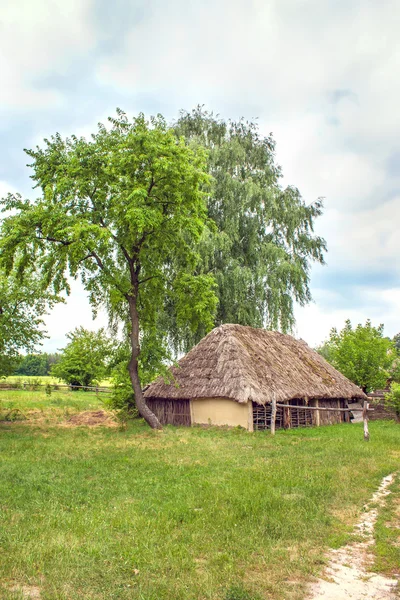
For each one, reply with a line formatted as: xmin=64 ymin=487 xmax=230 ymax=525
xmin=318 ymin=319 xmax=395 ymax=393
xmin=51 ymin=327 xmax=112 ymax=387
xmin=174 ymin=107 xmax=326 ymax=337
xmin=0 ymin=110 xmax=216 ymax=405
xmin=385 ymin=383 xmax=400 ymax=419
xmin=0 ymin=266 xmax=61 ymax=377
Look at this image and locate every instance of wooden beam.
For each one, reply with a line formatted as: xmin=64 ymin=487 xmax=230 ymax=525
xmin=274 ymin=403 xmax=372 ymax=413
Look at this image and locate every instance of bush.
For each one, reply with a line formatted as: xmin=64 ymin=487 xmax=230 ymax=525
xmin=51 ymin=328 xmax=112 ymax=388
xmin=28 ymin=377 xmax=42 ymax=391
xmin=385 ymin=383 xmax=400 ymax=421
xmin=106 ymin=354 xmax=138 ymax=417
xmin=317 ymin=319 xmax=394 ymax=393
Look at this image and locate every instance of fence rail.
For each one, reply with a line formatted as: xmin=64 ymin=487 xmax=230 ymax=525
xmin=275 ymin=402 xmax=372 ymax=413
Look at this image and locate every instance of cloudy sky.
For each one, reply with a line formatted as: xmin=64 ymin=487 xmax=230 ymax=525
xmin=1 ymin=0 xmax=399 ymax=351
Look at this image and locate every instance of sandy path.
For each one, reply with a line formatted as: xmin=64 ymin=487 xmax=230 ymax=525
xmin=307 ymin=473 xmax=399 ymax=600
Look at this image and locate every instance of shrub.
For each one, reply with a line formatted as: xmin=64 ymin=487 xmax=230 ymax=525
xmin=385 ymin=383 xmax=400 ymax=421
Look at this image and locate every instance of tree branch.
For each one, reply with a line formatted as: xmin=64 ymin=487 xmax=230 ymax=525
xmin=138 ymin=274 xmax=163 ymax=285
xmin=84 ymin=251 xmax=129 ymax=300
xmin=87 ymin=194 xmax=132 ymax=264
xmin=36 ymin=235 xmax=73 ymax=247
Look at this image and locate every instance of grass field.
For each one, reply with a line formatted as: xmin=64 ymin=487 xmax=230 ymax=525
xmin=0 ymin=388 xmax=105 ymax=424
xmin=0 ymin=390 xmax=399 ymax=600
xmin=3 ymin=375 xmax=111 ymax=387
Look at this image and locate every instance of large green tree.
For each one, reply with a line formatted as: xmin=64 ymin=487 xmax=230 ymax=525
xmin=318 ymin=319 xmax=395 ymax=393
xmin=172 ymin=107 xmax=326 ymax=348
xmin=52 ymin=327 xmax=112 ymax=387
xmin=0 ymin=111 xmax=217 ymax=428
xmin=0 ymin=267 xmax=58 ymax=377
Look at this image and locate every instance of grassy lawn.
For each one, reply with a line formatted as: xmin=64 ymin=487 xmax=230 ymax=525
xmin=0 ymin=393 xmax=399 ymax=600
xmin=0 ymin=388 xmax=105 ymax=424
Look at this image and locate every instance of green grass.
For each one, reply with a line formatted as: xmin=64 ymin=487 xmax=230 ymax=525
xmin=0 ymin=388 xmax=104 ymax=423
xmin=0 ymin=394 xmax=399 ymax=600
xmin=373 ymin=471 xmax=400 ymax=577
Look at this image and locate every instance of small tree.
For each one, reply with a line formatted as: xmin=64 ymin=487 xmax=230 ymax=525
xmin=0 ymin=111 xmax=217 ymax=427
xmin=0 ymin=267 xmax=59 ymax=377
xmin=52 ymin=327 xmax=112 ymax=388
xmin=319 ymin=319 xmax=394 ymax=393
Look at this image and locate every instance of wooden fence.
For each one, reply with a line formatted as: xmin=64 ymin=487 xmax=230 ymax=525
xmin=269 ymin=398 xmax=372 ymax=441
xmin=367 ymin=389 xmax=397 ymax=420
xmin=0 ymin=382 xmax=112 ymax=394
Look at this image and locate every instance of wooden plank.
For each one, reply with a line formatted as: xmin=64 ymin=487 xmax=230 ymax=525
xmin=348 ymin=402 xmax=363 ymax=423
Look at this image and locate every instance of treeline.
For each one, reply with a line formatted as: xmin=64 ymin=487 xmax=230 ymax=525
xmin=12 ymin=353 xmax=61 ymax=376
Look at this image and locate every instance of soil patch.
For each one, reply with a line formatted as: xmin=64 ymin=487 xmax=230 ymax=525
xmin=64 ymin=410 xmax=117 ymax=427
xmin=7 ymin=584 xmax=41 ymax=599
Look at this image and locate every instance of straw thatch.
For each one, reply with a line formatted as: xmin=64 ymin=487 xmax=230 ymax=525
xmin=144 ymin=324 xmax=366 ymax=405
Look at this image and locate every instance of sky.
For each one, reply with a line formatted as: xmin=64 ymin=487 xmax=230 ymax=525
xmin=1 ymin=0 xmax=399 ymax=352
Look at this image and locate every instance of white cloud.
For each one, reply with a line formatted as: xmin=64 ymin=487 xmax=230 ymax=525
xmin=41 ymin=281 xmax=109 ymax=353
xmin=321 ymin=197 xmax=400 ymax=274
xmin=295 ymin=287 xmax=400 ymax=348
xmin=2 ymin=0 xmax=399 ymax=349
xmin=0 ymin=0 xmax=95 ymax=109
xmin=271 ymin=113 xmax=386 ymax=211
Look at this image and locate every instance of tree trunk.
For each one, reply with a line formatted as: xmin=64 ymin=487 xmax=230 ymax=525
xmin=128 ymin=295 xmax=162 ymax=430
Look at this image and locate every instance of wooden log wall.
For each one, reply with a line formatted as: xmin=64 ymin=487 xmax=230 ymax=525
xmin=367 ymin=390 xmax=398 ymax=421
xmin=145 ymin=399 xmax=191 ymax=426
xmin=318 ymin=399 xmax=346 ymax=425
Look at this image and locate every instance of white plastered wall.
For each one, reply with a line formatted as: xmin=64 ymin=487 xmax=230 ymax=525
xmin=190 ymin=397 xmax=253 ymax=431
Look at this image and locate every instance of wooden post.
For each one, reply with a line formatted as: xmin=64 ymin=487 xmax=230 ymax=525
xmin=363 ymin=400 xmax=370 ymax=441
xmin=271 ymin=396 xmax=277 ymax=436
xmin=315 ymin=399 xmax=320 ymax=427
xmin=283 ymin=402 xmax=291 ymax=429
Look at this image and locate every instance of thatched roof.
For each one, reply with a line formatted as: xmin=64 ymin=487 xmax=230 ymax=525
xmin=144 ymin=324 xmax=366 ymax=405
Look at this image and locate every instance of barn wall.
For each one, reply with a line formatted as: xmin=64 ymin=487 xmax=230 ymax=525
xmin=191 ymin=397 xmax=250 ymax=429
xmin=318 ymin=398 xmax=346 ymax=425
xmin=252 ymin=398 xmax=348 ymax=430
xmin=367 ymin=391 xmax=398 ymax=421
xmin=145 ymin=399 xmax=191 ymax=426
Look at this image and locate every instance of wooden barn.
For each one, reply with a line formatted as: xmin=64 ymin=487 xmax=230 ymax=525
xmin=144 ymin=324 xmax=366 ymax=430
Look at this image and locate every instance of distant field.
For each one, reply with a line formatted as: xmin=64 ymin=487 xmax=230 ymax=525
xmin=3 ymin=375 xmax=111 ymax=387
xmin=0 ymin=394 xmax=399 ymax=600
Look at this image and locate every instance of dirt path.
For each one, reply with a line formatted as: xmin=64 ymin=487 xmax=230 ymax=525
xmin=307 ymin=473 xmax=399 ymax=600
